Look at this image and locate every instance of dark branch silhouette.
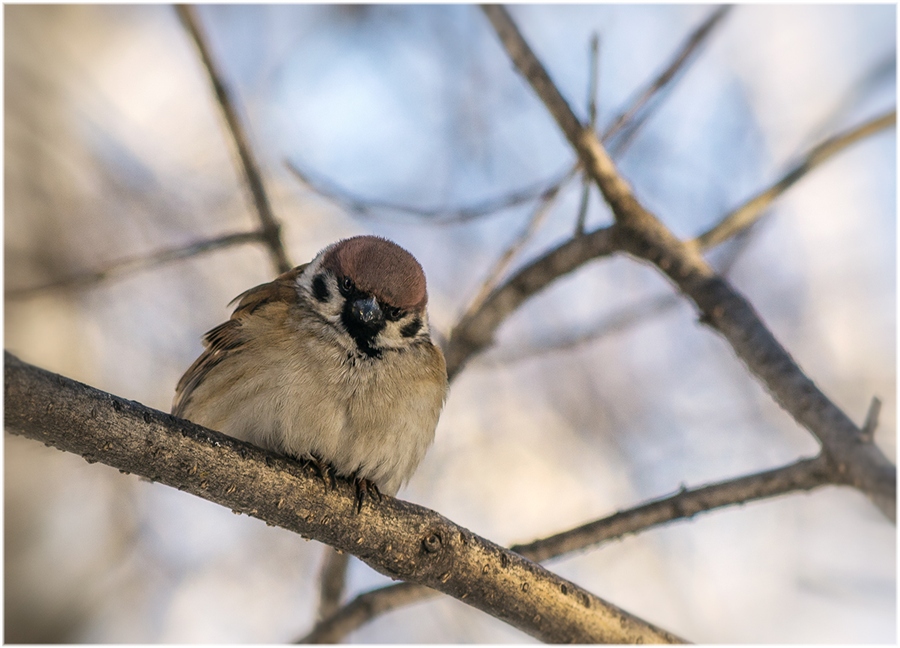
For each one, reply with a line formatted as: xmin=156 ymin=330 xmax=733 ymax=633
xmin=175 ymin=4 xmax=292 ymax=274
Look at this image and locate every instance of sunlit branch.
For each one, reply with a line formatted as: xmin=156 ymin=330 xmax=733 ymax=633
xmin=299 ymin=453 xmax=835 ymax=642
xmin=6 ymin=353 xmax=685 ymax=645
xmin=691 ymin=109 xmax=897 ymax=251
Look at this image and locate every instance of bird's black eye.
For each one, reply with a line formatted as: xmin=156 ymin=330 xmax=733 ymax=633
xmin=385 ymin=306 xmax=403 ymax=321
xmin=339 ymin=276 xmax=354 ymax=295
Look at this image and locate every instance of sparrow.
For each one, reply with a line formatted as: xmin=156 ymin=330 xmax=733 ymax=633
xmin=172 ymin=235 xmax=448 ymax=504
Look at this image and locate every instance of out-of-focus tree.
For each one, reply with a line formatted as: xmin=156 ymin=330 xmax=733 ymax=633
xmin=5 ymin=4 xmax=895 ymax=643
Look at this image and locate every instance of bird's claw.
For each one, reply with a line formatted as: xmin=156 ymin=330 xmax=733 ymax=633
xmin=354 ymin=477 xmax=382 ymax=513
xmin=309 ymin=455 xmax=337 ymax=491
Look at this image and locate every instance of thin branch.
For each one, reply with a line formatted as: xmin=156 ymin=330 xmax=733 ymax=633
xmin=861 ymin=396 xmax=883 ymax=443
xmin=317 ymin=549 xmax=351 ymax=621
xmin=5 ymin=352 xmax=684 ymax=644
xmin=297 ymin=10 xmax=892 ymax=642
xmin=574 ymin=176 xmax=593 ymax=237
xmin=460 ymin=168 xmax=577 ymax=320
xmin=575 ymin=33 xmax=601 ymax=237
xmin=300 ymin=582 xmax=437 ymax=643
xmin=481 ymin=4 xmax=895 ymax=520
xmin=445 ymin=225 xmax=618 ymax=380
xmin=602 ymin=5 xmax=732 ymax=143
xmin=487 ymin=293 xmax=682 ymax=365
xmin=300 ymin=453 xmax=835 ymax=642
xmin=175 ymin=5 xmax=292 ymax=274
xmin=286 ymin=159 xmax=574 ymax=225
xmin=691 ymin=109 xmax=897 ymax=251
xmin=587 ymin=33 xmax=600 ymax=129
xmin=512 ymin=455 xmax=831 ymax=562
xmin=5 ymin=231 xmax=263 ymax=299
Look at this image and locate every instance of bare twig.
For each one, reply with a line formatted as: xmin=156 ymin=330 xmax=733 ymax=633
xmin=861 ymin=396 xmax=883 ymax=443
xmin=445 ymin=225 xmax=618 ymax=380
xmin=575 ymin=33 xmax=601 ymax=237
xmin=574 ymin=176 xmax=593 ymax=237
xmin=300 ymin=582 xmax=437 ymax=643
xmin=587 ymin=33 xmax=600 ymax=129
xmin=488 ymin=293 xmax=682 ymax=364
xmin=460 ymin=168 xmax=577 ymax=319
xmin=602 ymin=5 xmax=732 ymax=143
xmin=286 ymin=159 xmax=574 ymax=225
xmin=317 ymin=549 xmax=351 ymax=621
xmin=175 ymin=5 xmax=291 ymax=274
xmin=300 ymin=453 xmax=834 ymax=642
xmin=691 ymin=110 xmax=897 ymax=251
xmin=5 ymin=231 xmax=263 ymax=299
xmin=512 ymin=455 xmax=831 ymax=561
xmin=804 ymin=53 xmax=895 ymax=149
xmin=5 ymin=352 xmax=685 ymax=645
xmin=481 ymin=4 xmax=895 ymax=520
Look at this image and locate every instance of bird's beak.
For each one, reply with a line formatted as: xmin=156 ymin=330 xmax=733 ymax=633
xmin=351 ymin=295 xmax=383 ymax=325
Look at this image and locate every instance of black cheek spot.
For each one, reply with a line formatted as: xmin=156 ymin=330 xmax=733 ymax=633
xmin=400 ymin=316 xmax=422 ymax=338
xmin=312 ymin=274 xmax=329 ymax=302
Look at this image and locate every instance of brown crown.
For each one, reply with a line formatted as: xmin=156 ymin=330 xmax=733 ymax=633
xmin=322 ymin=236 xmax=427 ymax=310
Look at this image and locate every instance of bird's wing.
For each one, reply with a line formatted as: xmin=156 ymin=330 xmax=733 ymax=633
xmin=172 ymin=264 xmax=307 ymax=417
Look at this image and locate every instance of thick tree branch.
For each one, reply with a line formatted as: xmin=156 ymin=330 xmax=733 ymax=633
xmin=4 ymin=352 xmax=684 ymax=644
xmin=175 ymin=5 xmax=292 ymax=274
xmin=300 ymin=453 xmax=838 ymax=642
xmin=481 ymin=3 xmax=895 ymax=521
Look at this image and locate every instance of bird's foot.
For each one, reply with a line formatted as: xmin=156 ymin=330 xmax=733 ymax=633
xmin=308 ymin=454 xmax=337 ymax=491
xmin=354 ymin=477 xmax=382 ymax=513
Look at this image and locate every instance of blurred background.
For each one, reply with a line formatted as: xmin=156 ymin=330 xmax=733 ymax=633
xmin=4 ymin=4 xmax=895 ymax=643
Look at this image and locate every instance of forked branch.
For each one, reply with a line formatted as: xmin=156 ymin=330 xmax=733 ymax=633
xmin=480 ymin=3 xmax=895 ymax=521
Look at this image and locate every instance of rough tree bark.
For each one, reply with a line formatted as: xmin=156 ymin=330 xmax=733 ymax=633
xmin=4 ymin=352 xmax=684 ymax=644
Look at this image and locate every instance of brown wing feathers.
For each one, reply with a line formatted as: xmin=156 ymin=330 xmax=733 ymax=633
xmin=172 ymin=265 xmax=306 ymax=416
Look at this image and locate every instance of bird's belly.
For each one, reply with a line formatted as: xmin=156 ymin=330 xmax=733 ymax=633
xmin=204 ymin=342 xmax=440 ymax=496
xmin=279 ymin=351 xmax=439 ymax=495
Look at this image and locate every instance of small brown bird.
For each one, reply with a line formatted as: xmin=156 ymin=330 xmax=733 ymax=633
xmin=173 ymin=235 xmax=448 ymax=502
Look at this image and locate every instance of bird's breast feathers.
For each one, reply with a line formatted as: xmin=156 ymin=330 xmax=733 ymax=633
xmin=180 ymin=298 xmax=446 ymax=494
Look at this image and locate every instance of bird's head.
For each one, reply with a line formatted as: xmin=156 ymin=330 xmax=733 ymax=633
xmin=298 ymin=235 xmax=431 ymax=357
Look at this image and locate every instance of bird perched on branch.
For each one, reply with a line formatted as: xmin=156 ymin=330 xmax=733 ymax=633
xmin=173 ymin=235 xmax=448 ymax=507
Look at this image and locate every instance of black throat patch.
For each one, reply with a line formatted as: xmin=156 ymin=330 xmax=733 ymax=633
xmin=341 ymin=302 xmax=385 ymax=358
